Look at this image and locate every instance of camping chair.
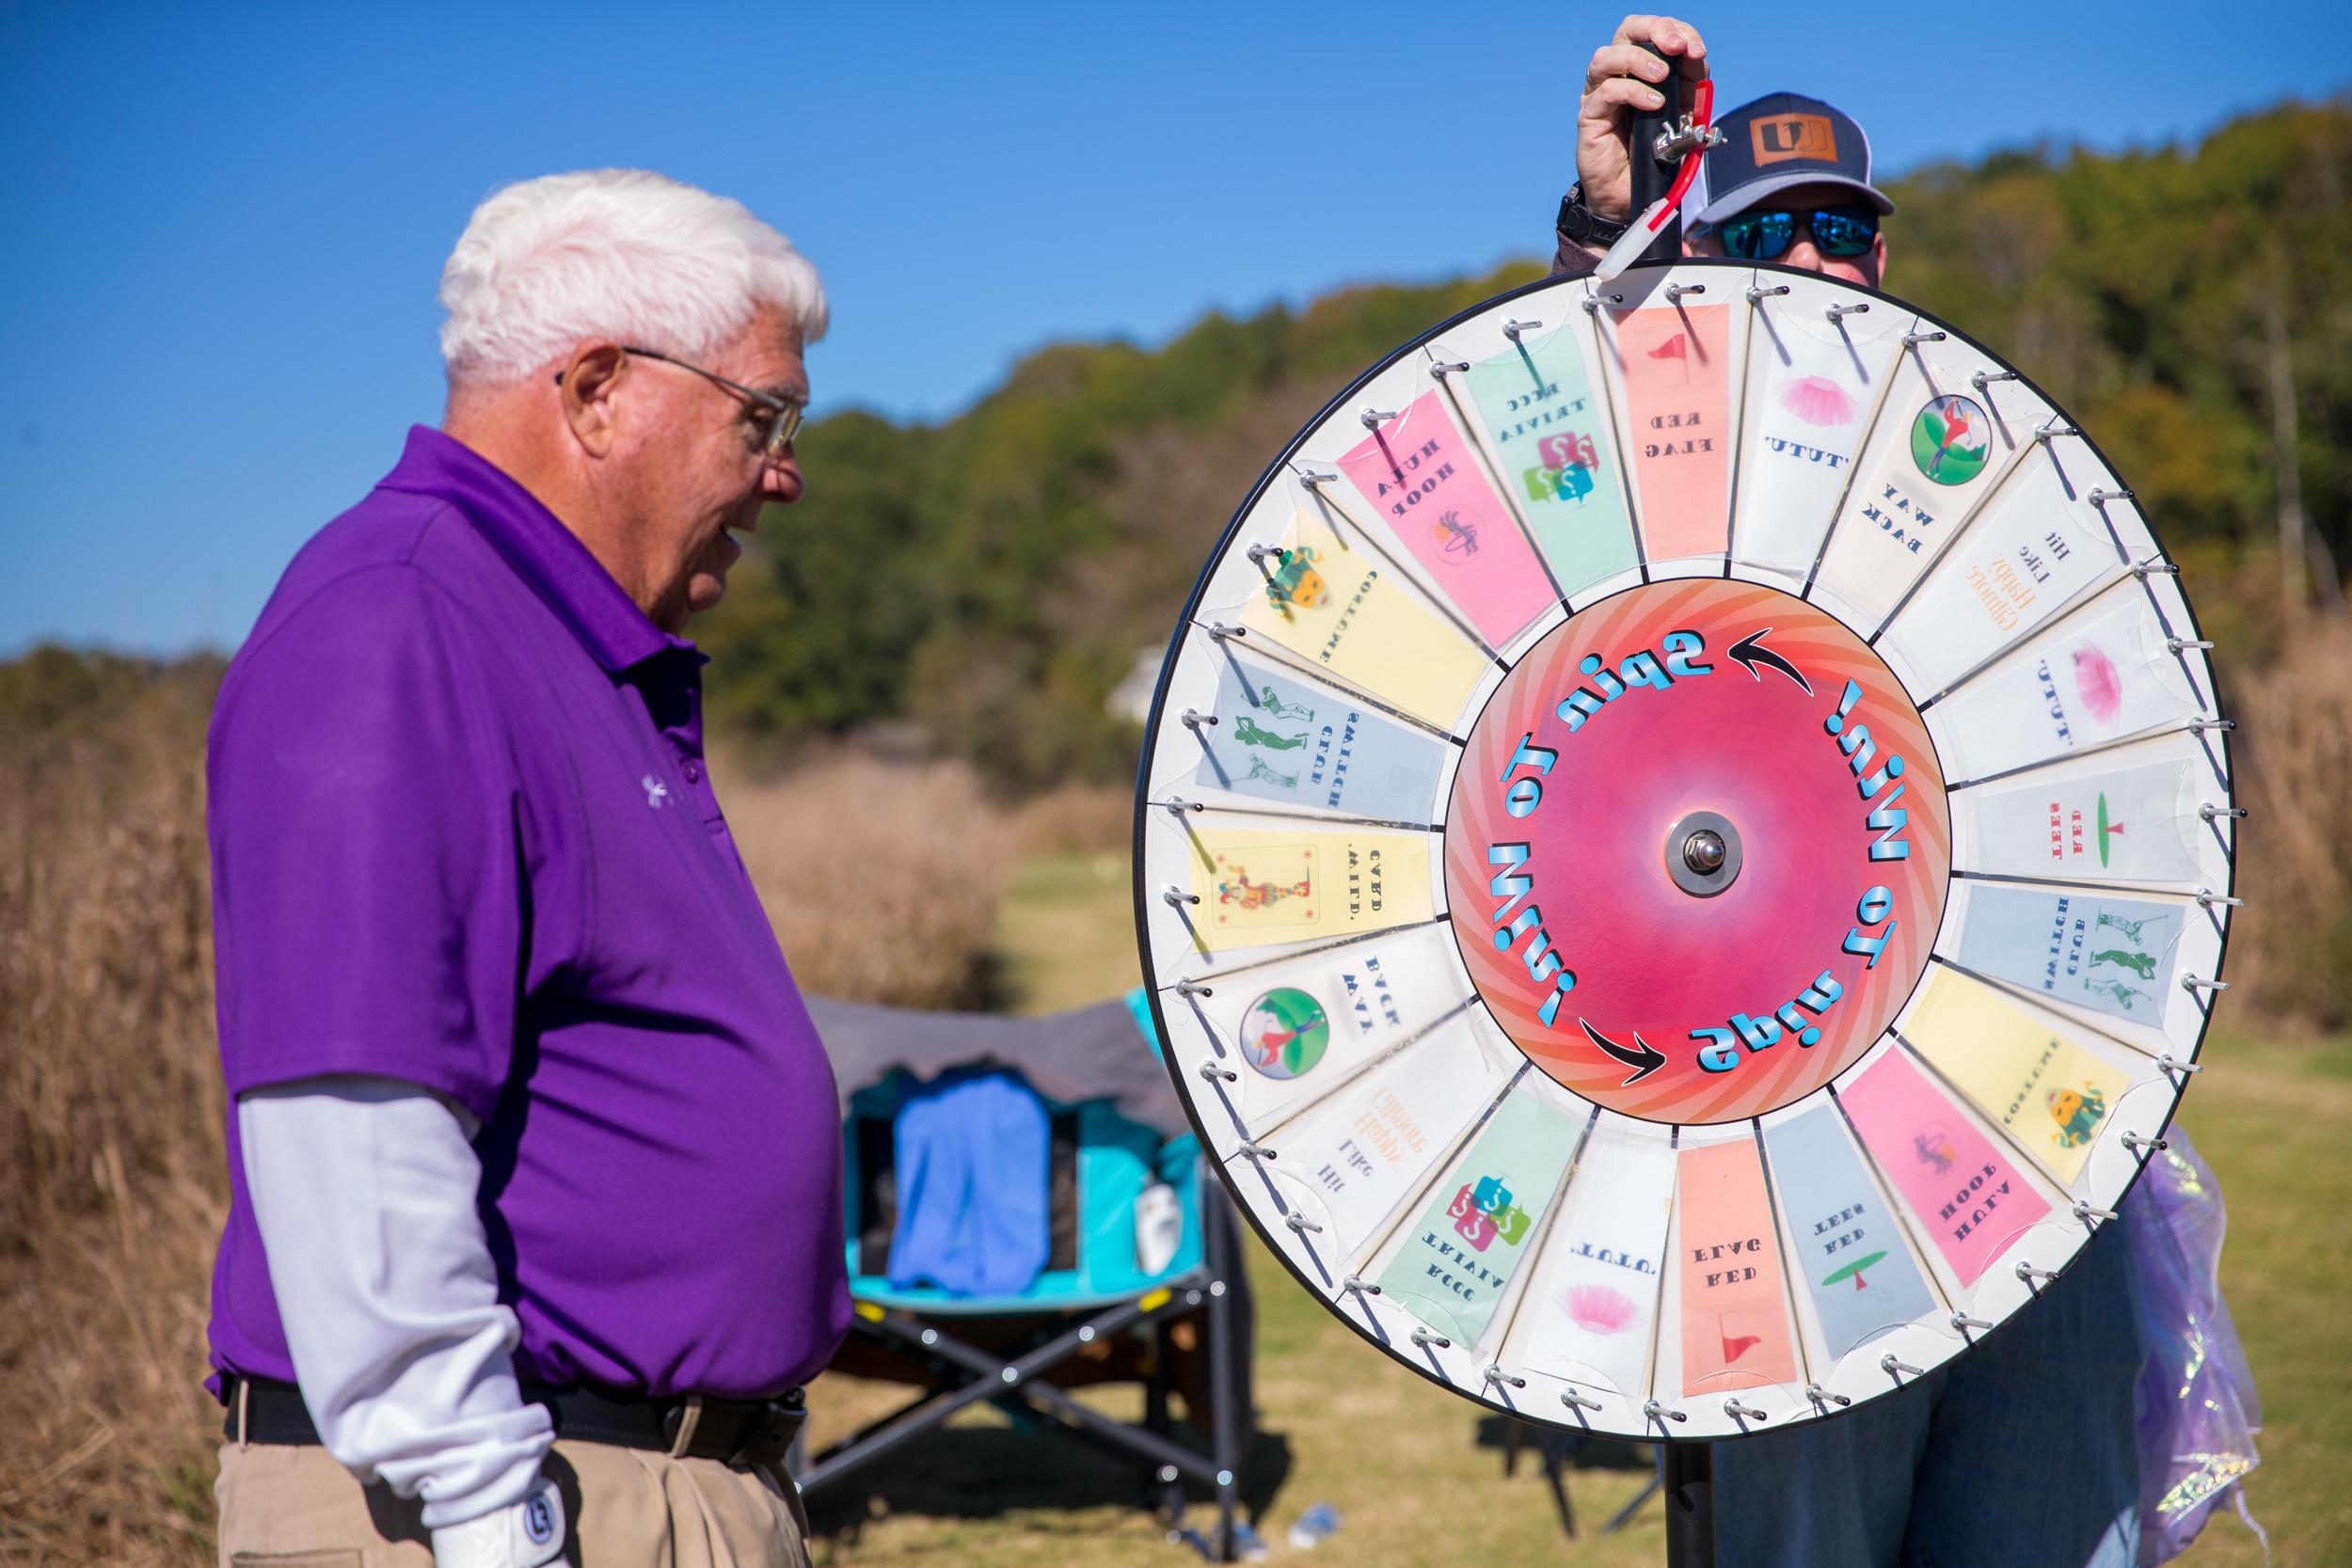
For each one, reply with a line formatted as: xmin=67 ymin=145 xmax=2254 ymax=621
xmin=798 ymin=993 xmax=1255 ymax=1558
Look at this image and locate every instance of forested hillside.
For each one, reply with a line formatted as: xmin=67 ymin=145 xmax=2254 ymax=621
xmin=701 ymin=102 xmax=2352 ymax=788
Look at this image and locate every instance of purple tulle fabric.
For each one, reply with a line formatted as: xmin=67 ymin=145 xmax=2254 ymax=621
xmin=2128 ymin=1127 xmax=2266 ymax=1565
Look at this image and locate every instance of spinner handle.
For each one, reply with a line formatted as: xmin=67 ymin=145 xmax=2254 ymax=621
xmin=1626 ymin=40 xmax=1684 ymax=265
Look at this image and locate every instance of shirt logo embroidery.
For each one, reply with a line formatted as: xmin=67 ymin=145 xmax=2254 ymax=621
xmin=641 ymin=774 xmax=670 ymax=809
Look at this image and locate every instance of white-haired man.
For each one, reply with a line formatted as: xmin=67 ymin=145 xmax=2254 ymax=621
xmin=204 ymin=170 xmax=845 ymax=1568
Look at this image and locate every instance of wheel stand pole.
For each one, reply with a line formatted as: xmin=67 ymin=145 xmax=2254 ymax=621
xmin=1662 ymin=1441 xmax=1717 ymax=1568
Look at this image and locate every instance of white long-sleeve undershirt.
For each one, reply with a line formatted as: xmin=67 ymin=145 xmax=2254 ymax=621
xmin=240 ymin=1074 xmax=554 ymax=1528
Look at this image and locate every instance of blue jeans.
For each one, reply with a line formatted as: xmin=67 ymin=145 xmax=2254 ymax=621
xmin=1715 ymin=1211 xmax=2144 ymax=1568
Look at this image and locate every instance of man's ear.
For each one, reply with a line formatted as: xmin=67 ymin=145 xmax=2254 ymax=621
xmin=557 ymin=341 xmax=628 ymax=458
xmin=1869 ymin=231 xmax=1889 ymax=288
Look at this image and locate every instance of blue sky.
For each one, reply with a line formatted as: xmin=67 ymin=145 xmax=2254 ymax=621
xmin=4 ymin=0 xmax=2347 ymax=656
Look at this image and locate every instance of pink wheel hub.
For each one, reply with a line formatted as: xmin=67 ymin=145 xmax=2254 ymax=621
xmin=1446 ymin=579 xmax=1951 ymax=1123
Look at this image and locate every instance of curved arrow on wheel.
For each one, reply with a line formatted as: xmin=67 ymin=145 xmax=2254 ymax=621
xmin=1580 ymin=1019 xmax=1668 ymax=1085
xmin=1728 ymin=627 xmax=1813 ymax=693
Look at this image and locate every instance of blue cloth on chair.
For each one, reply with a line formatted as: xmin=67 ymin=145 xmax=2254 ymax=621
xmin=1122 ymin=987 xmax=1163 ymax=1059
xmin=886 ymin=1069 xmax=1050 ymax=1297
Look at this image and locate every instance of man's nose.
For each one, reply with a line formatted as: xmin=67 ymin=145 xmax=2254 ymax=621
xmin=1783 ymin=236 xmax=1827 ymax=276
xmin=761 ymin=450 xmax=803 ymax=501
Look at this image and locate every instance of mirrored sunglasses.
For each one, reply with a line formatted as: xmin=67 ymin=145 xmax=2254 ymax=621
xmin=1714 ymin=205 xmax=1880 ymax=261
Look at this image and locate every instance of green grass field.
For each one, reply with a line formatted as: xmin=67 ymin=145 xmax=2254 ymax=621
xmin=800 ymin=851 xmax=2349 ymax=1566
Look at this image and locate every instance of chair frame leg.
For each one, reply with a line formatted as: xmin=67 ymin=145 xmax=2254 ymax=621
xmin=800 ymin=1278 xmax=1231 ymax=1511
xmin=805 ymin=1158 xmax=1255 ymax=1560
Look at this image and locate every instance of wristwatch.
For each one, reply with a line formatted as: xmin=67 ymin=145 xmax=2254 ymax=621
xmin=1556 ymin=182 xmax=1630 ymax=247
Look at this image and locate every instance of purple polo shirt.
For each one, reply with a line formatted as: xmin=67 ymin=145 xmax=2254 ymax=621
xmin=205 ymin=425 xmax=850 ymax=1401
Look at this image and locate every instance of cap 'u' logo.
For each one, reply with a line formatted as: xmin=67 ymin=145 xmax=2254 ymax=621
xmin=1752 ymin=114 xmax=1837 ymax=166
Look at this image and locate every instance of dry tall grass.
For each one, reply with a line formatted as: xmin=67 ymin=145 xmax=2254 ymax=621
xmin=1009 ymin=783 xmax=1134 ymax=857
xmin=1 ymin=659 xmax=223 ymax=1566
xmin=2223 ymin=619 xmax=2352 ymax=1027
xmin=721 ymin=748 xmax=1016 ymax=1008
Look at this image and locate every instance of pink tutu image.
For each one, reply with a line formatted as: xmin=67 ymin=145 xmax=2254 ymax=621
xmin=1777 ymin=374 xmax=1857 ymax=427
xmin=1561 ymin=1283 xmax=1641 ymax=1335
xmin=2072 ymin=641 xmax=2123 ymax=724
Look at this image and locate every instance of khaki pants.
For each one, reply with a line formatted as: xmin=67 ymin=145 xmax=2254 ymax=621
xmin=215 ymin=1438 xmax=813 ymax=1568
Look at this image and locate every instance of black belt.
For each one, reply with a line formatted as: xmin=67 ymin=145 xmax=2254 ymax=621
xmin=220 ymin=1374 xmax=805 ymax=1473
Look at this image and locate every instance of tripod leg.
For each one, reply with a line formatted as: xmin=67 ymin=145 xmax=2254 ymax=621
xmin=1601 ymin=1450 xmax=1663 ymax=1536
xmin=1205 ymin=1192 xmax=1242 ymax=1563
xmin=1541 ymin=1434 xmax=1578 ymax=1539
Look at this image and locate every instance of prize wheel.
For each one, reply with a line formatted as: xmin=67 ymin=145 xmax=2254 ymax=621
xmin=1131 ymin=259 xmax=2234 ymax=1442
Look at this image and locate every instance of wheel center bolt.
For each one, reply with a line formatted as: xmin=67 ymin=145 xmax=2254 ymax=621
xmin=1683 ymin=830 xmax=1727 ymax=874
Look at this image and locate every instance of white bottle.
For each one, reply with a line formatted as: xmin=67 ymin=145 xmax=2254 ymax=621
xmin=1135 ymin=1181 xmax=1184 ymax=1275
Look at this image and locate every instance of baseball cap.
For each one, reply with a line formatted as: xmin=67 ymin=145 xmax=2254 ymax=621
xmin=1687 ymin=92 xmax=1895 ymax=226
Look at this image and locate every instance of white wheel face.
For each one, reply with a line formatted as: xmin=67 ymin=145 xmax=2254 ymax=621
xmin=1133 ymin=259 xmax=2233 ymax=1443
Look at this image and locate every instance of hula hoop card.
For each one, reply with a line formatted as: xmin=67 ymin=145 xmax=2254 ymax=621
xmin=1135 ymin=260 xmax=2234 ymax=1442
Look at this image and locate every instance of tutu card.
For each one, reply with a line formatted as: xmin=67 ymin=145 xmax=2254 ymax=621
xmin=1931 ymin=597 xmax=2192 ymax=780
xmin=1514 ymin=1129 xmax=1676 ymax=1393
xmin=1733 ymin=300 xmax=1903 ymax=577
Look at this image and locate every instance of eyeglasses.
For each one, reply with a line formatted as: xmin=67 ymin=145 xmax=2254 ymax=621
xmin=1708 ymin=204 xmax=1880 ymax=261
xmin=553 ymin=346 xmax=805 ymax=464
